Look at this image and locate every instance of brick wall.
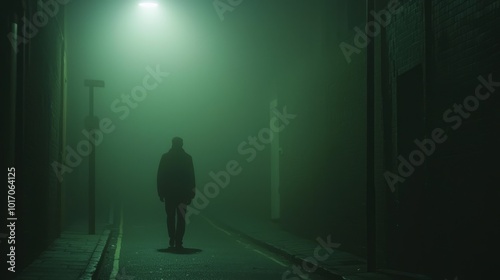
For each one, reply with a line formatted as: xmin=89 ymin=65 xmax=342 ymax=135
xmin=383 ymin=0 xmax=500 ymax=277
xmin=2 ymin=0 xmax=66 ymax=273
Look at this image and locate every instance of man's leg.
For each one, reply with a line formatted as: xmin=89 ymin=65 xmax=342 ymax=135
xmin=175 ymin=203 xmax=187 ymax=247
xmin=164 ymin=202 xmax=176 ymax=247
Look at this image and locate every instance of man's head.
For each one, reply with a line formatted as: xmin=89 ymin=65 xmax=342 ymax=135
xmin=172 ymin=137 xmax=183 ymax=149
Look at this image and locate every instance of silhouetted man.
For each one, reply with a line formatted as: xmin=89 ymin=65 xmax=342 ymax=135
xmin=157 ymin=137 xmax=195 ymax=249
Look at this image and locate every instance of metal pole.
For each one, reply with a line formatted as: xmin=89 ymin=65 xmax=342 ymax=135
xmin=89 ymin=86 xmax=95 ymax=235
xmin=84 ymin=80 xmax=104 ymax=234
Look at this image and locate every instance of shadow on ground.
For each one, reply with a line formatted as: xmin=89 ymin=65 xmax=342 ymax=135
xmin=157 ymin=248 xmax=203 ymax=254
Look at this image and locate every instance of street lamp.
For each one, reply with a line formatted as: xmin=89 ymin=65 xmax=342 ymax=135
xmin=138 ymin=2 xmax=159 ymax=8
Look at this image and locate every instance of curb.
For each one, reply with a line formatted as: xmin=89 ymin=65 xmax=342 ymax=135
xmin=209 ymin=217 xmax=345 ymax=280
xmin=79 ymin=229 xmax=112 ymax=280
xmin=210 ymin=217 xmax=433 ymax=280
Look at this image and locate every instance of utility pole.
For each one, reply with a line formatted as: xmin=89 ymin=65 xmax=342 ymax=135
xmin=84 ymin=79 xmax=105 ymax=235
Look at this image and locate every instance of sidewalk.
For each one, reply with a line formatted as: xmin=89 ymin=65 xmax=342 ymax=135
xmin=209 ymin=211 xmax=431 ymax=280
xmin=16 ymin=229 xmax=111 ymax=280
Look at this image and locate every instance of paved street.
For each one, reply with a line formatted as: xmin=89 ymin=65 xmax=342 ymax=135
xmin=97 ymin=201 xmax=330 ymax=280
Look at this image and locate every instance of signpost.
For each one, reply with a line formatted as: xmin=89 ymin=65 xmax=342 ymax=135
xmin=83 ymin=79 xmax=105 ymax=234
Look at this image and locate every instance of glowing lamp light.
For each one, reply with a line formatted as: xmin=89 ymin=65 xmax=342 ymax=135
xmin=139 ymin=2 xmax=159 ymax=8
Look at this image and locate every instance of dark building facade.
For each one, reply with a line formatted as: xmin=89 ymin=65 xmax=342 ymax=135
xmin=2 ymin=0 xmax=67 ymax=273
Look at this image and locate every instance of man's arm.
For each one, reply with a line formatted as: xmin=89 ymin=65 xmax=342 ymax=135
xmin=188 ymin=156 xmax=196 ymax=199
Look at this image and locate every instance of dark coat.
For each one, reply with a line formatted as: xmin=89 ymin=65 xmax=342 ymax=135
xmin=157 ymin=147 xmax=195 ymax=204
